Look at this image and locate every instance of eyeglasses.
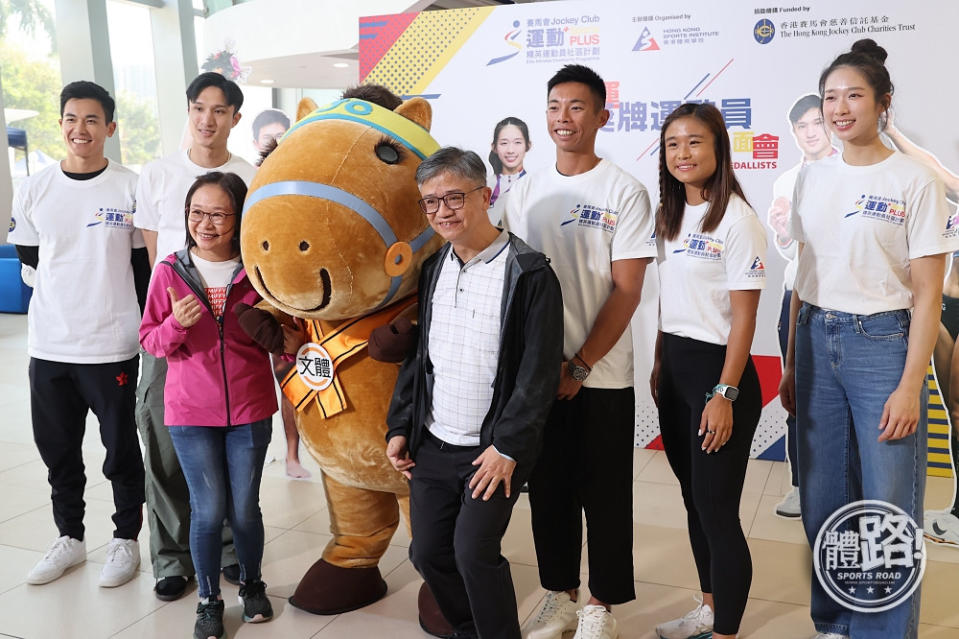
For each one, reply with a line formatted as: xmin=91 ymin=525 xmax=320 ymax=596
xmin=417 ymin=186 xmax=485 ymax=215
xmin=188 ymin=210 xmax=235 ymax=226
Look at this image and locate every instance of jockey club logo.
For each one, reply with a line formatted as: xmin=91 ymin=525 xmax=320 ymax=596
xmin=487 ymin=20 xmax=523 ymax=66
xmin=87 ymin=206 xmax=135 ymax=229
xmin=561 ymin=204 xmax=619 ymax=233
xmin=673 ymin=233 xmax=723 ymax=260
xmin=845 ymin=193 xmax=905 ymax=226
xmin=813 ymin=500 xmax=926 ymax=613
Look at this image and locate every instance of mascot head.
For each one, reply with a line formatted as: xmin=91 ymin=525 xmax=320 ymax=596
xmin=241 ymin=95 xmax=443 ymax=320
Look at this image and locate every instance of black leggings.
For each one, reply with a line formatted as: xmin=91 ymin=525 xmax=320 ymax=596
xmin=656 ymin=333 xmax=761 ymax=635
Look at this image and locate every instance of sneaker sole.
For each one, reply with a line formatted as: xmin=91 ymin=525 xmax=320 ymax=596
xmin=524 ymin=618 xmax=577 ymax=639
xmin=26 ymin=558 xmax=86 ymax=585
xmin=657 ymin=632 xmax=712 ymax=639
xmin=239 ymin=595 xmax=274 ymax=623
xmin=924 ymin=531 xmax=959 ymax=547
xmin=774 ymin=509 xmax=802 ymax=520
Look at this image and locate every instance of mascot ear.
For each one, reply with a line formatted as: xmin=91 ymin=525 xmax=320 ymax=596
xmin=395 ymin=97 xmax=432 ymax=132
xmin=297 ymin=98 xmax=319 ymax=122
xmin=384 ymin=242 xmax=413 ymax=277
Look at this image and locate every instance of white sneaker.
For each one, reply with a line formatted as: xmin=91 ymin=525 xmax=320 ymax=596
xmin=98 ymin=538 xmax=140 ymax=587
xmin=813 ymin=633 xmax=849 ymax=639
xmin=655 ymin=598 xmax=713 ymax=639
xmin=26 ymin=535 xmax=86 ymax=585
xmin=775 ymin=486 xmax=802 ymax=519
xmin=522 ymin=590 xmax=578 ymax=639
xmin=924 ymin=509 xmax=959 ymax=546
xmin=572 ymin=605 xmax=618 ymax=639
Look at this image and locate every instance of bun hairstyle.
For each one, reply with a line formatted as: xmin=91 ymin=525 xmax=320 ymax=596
xmin=818 ymin=38 xmax=894 ymax=129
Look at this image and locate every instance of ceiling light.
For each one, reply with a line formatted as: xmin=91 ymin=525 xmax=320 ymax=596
xmin=260 ymin=79 xmax=275 ymax=84
xmin=333 ymin=62 xmax=349 ymax=68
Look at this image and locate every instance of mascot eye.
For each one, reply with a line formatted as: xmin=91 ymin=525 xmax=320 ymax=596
xmin=261 ymin=240 xmax=270 ymax=251
xmin=374 ymin=140 xmax=402 ymax=165
xmin=299 ymin=241 xmax=310 ymax=252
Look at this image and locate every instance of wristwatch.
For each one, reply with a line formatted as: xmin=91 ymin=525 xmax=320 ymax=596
xmin=567 ymin=359 xmax=590 ymax=382
xmin=710 ymin=383 xmax=740 ymax=401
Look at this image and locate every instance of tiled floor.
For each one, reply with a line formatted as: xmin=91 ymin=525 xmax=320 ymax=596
xmin=0 ymin=312 xmax=957 ymax=638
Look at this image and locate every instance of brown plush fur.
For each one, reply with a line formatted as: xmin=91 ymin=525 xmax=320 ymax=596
xmin=240 ymin=97 xmax=442 ymax=608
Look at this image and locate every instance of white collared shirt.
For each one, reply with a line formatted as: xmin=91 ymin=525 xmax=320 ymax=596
xmin=426 ymin=231 xmax=509 ymax=446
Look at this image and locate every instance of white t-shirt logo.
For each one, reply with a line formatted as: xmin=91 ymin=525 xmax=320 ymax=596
xmin=675 ymin=232 xmax=723 ymax=260
xmin=296 ymin=342 xmax=334 ymax=391
xmin=87 ymin=206 xmax=135 ymax=230
xmin=846 ymin=194 xmax=905 ymax=227
xmin=561 ymin=204 xmax=619 ymax=234
xmin=945 ymin=210 xmax=959 ymax=239
xmin=746 ymin=256 xmax=766 ymax=279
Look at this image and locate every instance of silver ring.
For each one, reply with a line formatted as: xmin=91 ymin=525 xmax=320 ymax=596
xmin=707 ymin=430 xmax=716 ymax=434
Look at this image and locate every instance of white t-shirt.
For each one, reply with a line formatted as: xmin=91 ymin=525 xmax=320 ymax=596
xmin=134 ymin=150 xmax=255 ymax=272
xmin=503 ymin=159 xmax=657 ymax=388
xmin=9 ymin=162 xmax=143 ymax=363
xmin=770 ymin=162 xmax=801 ymax=290
xmin=789 ymin=151 xmax=957 ymax=314
xmin=657 ymin=195 xmax=768 ymax=345
xmin=191 ymin=252 xmax=241 ymax=318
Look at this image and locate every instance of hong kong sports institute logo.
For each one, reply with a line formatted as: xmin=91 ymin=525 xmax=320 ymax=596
xmin=813 ymin=500 xmax=926 ymax=613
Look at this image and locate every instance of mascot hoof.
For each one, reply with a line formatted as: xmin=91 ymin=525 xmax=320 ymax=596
xmin=417 ymin=581 xmax=455 ymax=638
xmin=288 ymin=559 xmax=387 ymax=615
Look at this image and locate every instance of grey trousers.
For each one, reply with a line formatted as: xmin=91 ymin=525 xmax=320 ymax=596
xmin=136 ymin=351 xmax=235 ymax=578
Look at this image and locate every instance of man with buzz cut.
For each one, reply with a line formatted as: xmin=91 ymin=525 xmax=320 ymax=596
xmin=134 ymin=71 xmax=256 ymax=602
xmin=10 ymin=80 xmax=147 ymax=589
xmin=504 ymin=64 xmax=656 ymax=639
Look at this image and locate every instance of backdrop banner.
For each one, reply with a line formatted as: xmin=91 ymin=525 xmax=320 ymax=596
xmin=358 ymin=0 xmax=959 ymax=489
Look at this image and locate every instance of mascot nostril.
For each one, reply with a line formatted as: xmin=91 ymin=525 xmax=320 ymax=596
xmin=238 ymin=92 xmax=449 ymax=632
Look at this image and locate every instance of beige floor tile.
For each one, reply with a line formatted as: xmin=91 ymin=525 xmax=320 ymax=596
xmin=749 ymin=493 xmax=809 ymax=545
xmin=633 ymin=523 xmax=701 ymax=590
xmin=0 ymin=440 xmax=39 ymax=473
xmin=765 ymin=458 xmax=795 ymax=496
xmin=918 ymin=624 xmax=959 ymax=638
xmin=744 ymin=458 xmax=775 ymax=494
xmin=0 ymin=563 xmax=161 ymax=638
xmin=633 ymin=447 xmax=657 ymax=479
xmin=919 ymin=558 xmax=959 ymax=628
xmin=0 ymin=498 xmax=118 ymax=553
xmin=637 ymin=450 xmax=679 ymax=485
xmin=746 ymin=537 xmax=812 ymax=607
xmin=926 ymin=475 xmax=958 ymax=511
xmin=259 ymin=473 xmax=328 ymax=529
xmin=633 ymin=480 xmax=763 ymax=538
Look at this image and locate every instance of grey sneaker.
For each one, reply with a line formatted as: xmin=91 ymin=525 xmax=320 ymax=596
xmin=26 ymin=536 xmax=86 ymax=585
xmin=238 ymin=578 xmax=274 ymax=623
xmin=775 ymin=486 xmax=802 ymax=519
xmin=194 ymin=598 xmax=225 ymax=639
xmin=813 ymin=633 xmax=849 ymax=639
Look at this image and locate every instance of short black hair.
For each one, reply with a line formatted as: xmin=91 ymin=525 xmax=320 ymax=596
xmin=186 ymin=72 xmax=244 ymax=113
xmin=788 ymin=94 xmax=822 ymax=124
xmin=252 ymin=109 xmax=290 ymax=139
xmin=341 ymin=84 xmax=403 ymax=111
xmin=60 ymin=81 xmax=116 ymax=123
xmin=547 ymin=64 xmax=606 ymax=110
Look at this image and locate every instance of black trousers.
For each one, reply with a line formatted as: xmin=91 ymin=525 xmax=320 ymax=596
xmin=656 ymin=333 xmax=761 ymax=635
xmin=409 ymin=431 xmax=526 ymax=639
xmin=528 ymin=387 xmax=636 ymax=605
xmin=29 ymin=356 xmax=145 ymax=540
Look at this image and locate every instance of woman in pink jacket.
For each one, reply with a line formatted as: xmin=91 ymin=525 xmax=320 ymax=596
xmin=140 ymin=171 xmax=277 ymax=639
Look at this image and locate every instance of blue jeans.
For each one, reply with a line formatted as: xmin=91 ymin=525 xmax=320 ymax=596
xmin=795 ymin=304 xmax=926 ymax=639
xmin=169 ymin=419 xmax=272 ymax=598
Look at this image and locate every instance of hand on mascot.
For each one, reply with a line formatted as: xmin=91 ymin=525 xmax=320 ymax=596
xmin=282 ymin=323 xmax=306 ymax=355
xmin=369 ymin=317 xmax=419 ymax=363
xmin=386 ymin=435 xmax=415 ymax=479
xmin=469 ymin=446 xmax=517 ymax=501
xmin=234 ymin=302 xmax=284 ymax=353
xmin=168 ymin=288 xmax=201 ymax=328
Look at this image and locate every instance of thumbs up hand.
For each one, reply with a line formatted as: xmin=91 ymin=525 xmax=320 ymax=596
xmin=168 ymin=287 xmax=202 ymax=328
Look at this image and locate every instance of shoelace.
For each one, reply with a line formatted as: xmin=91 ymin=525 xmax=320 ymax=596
xmin=43 ymin=538 xmax=75 ymax=562
xmin=576 ymin=608 xmax=608 ymax=633
xmin=105 ymin=541 xmax=133 ymax=563
xmin=533 ymin=593 xmax=566 ymax=622
xmin=240 ymin=579 xmax=266 ymax=598
xmin=682 ymin=605 xmax=706 ymax=623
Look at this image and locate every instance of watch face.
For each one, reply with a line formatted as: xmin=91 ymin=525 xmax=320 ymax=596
xmin=567 ymin=360 xmax=589 ymax=381
xmin=723 ymin=386 xmax=740 ymax=401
